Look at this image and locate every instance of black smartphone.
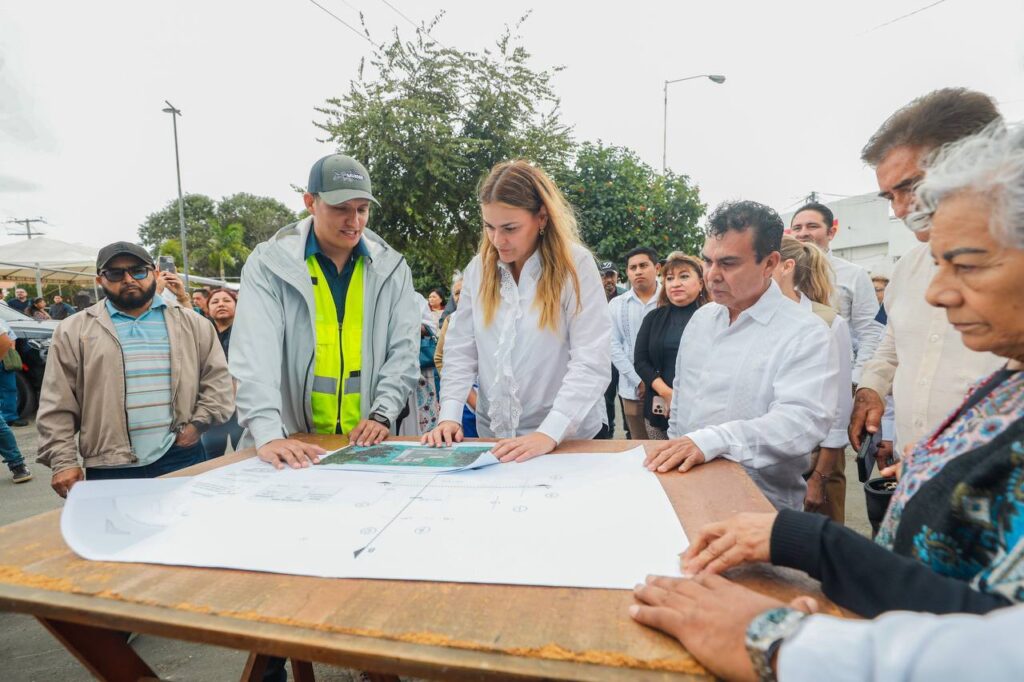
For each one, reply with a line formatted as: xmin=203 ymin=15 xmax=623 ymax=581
xmin=158 ymin=255 xmax=176 ymax=273
xmin=856 ymin=430 xmax=882 ymax=483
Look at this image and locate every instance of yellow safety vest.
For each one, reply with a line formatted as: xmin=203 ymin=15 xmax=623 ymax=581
xmin=306 ymin=255 xmax=363 ymax=434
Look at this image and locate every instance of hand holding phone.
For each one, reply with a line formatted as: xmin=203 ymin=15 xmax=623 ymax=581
xmin=158 ymin=255 xmax=176 ymax=273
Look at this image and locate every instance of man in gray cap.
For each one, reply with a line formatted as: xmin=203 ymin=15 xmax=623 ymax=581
xmin=37 ymin=241 xmax=233 ymax=497
xmin=230 ymin=154 xmax=419 ymax=468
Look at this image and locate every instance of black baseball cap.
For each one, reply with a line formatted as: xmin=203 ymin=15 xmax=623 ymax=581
xmin=96 ymin=242 xmax=155 ymax=271
xmin=599 ymin=261 xmax=618 ymax=275
xmin=307 ymin=154 xmax=379 ymax=206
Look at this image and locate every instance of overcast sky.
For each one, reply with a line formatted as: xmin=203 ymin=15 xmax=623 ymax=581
xmin=2 ymin=0 xmax=1022 ymax=255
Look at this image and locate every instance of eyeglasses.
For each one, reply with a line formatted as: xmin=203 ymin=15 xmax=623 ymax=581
xmin=101 ymin=266 xmax=153 ymax=282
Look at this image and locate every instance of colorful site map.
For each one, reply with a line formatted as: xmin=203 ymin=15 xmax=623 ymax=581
xmin=318 ymin=441 xmax=498 ymax=473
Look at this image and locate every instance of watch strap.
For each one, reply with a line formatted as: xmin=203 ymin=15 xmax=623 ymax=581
xmin=745 ymin=607 xmax=807 ymax=682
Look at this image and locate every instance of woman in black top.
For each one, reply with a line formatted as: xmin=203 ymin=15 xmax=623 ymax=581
xmin=633 ymin=252 xmax=708 ymax=439
xmin=203 ymin=288 xmax=243 ymax=457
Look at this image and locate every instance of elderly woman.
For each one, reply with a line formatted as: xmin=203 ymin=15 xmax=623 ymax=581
xmin=641 ymin=122 xmax=1024 ymax=626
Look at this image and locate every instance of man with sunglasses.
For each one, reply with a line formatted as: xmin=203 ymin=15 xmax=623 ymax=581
xmin=36 ymin=242 xmax=233 ymax=498
xmin=850 ymin=89 xmax=1004 ymax=463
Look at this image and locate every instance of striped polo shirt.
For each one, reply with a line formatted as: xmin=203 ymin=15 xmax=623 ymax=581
xmin=101 ymin=296 xmax=176 ymax=467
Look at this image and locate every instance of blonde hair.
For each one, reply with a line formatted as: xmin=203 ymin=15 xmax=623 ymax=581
xmin=657 ymin=252 xmax=709 ymax=308
xmin=477 ymin=160 xmax=582 ymax=331
xmin=779 ymin=236 xmax=834 ymax=305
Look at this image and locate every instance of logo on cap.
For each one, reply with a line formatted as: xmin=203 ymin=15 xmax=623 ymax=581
xmin=333 ymin=170 xmax=365 ymax=183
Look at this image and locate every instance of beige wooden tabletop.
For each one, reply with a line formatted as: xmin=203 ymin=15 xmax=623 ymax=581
xmin=0 ymin=436 xmax=837 ymax=681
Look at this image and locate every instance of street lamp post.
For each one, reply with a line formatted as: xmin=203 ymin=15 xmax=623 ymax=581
xmin=162 ymin=101 xmax=191 ymax=288
xmin=662 ymin=74 xmax=726 ymax=172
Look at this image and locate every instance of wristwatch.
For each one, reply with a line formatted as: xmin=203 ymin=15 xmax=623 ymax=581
xmin=745 ymin=607 xmax=808 ymax=682
xmin=368 ymin=412 xmax=391 ymax=429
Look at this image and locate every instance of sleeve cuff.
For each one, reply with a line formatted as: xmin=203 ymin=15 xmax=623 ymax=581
xmin=822 ymin=428 xmax=850 ymax=449
xmin=537 ymin=411 xmax=572 ymax=444
xmin=439 ymin=399 xmax=465 ymax=425
xmin=249 ymin=419 xmax=288 ymax=450
xmin=686 ymin=428 xmax=727 ymax=462
xmin=770 ymin=509 xmax=828 ymax=576
xmin=857 ymin=374 xmax=891 ymax=400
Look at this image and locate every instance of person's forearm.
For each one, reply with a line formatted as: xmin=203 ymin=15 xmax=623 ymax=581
xmin=651 ymin=377 xmax=672 ymax=399
xmin=771 ymin=510 xmax=1012 ymax=618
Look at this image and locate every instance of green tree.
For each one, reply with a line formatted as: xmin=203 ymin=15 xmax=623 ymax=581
xmin=192 ymin=219 xmax=250 ymax=281
xmin=216 ymin=193 xmax=298 ymax=249
xmin=315 ymin=14 xmax=574 ymax=290
xmin=561 ymin=142 xmax=706 ymax=266
xmin=138 ymin=194 xmax=217 ymax=255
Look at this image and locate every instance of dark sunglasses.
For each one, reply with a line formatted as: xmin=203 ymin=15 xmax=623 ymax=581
xmin=101 ymin=266 xmax=153 ymax=282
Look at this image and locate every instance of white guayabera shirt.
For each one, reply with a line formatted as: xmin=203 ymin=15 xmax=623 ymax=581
xmin=439 ymin=243 xmax=611 ymax=443
xmin=827 ymin=251 xmax=883 ymax=384
xmin=795 ymin=293 xmax=853 ymax=448
xmin=668 ymin=281 xmax=840 ymax=510
xmin=608 ymin=283 xmax=661 ymax=399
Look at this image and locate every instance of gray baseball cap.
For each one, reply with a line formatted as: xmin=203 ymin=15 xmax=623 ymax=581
xmin=307 ymin=154 xmax=379 ymax=206
xmin=97 ymin=241 xmax=154 ymax=271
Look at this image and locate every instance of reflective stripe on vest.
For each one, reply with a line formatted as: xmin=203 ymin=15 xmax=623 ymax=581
xmin=306 ymin=255 xmax=363 ymax=434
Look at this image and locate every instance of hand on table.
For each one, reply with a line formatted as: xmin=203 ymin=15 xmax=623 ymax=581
xmin=257 ymin=439 xmax=326 ymax=470
xmin=349 ymin=419 xmax=389 ymax=446
xmin=680 ymin=512 xmax=776 ymax=576
xmin=849 ymin=388 xmax=884 ymax=449
xmin=644 ymin=437 xmax=705 ymax=473
xmin=51 ymin=467 xmax=84 ymax=498
xmin=421 ymin=420 xmax=464 ymax=447
xmin=491 ymin=432 xmax=556 ymax=463
xmin=630 ymin=573 xmax=819 ymax=682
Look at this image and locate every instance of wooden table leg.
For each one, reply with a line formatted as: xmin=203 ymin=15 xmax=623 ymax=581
xmin=241 ymin=653 xmax=270 ymax=682
xmin=290 ymin=659 xmax=315 ymax=682
xmin=38 ymin=617 xmax=159 ymax=682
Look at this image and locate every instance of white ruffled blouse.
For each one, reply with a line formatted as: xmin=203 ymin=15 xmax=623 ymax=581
xmin=438 ymin=242 xmax=611 ymax=442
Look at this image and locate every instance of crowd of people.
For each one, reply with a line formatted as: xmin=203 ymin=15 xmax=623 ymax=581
xmin=2 ymin=85 xmax=1021 ymax=680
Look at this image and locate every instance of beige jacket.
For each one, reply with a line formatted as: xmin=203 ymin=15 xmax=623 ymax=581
xmin=36 ymin=301 xmax=234 ymax=474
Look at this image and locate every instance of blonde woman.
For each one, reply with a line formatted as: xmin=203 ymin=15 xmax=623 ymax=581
xmin=772 ymin=236 xmax=852 ymax=522
xmin=422 ymin=160 xmax=611 ymax=461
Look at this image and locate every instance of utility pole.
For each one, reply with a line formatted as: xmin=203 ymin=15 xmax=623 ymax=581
xmin=5 ymin=217 xmax=48 ymax=297
xmin=805 ymin=191 xmax=819 ymax=203
xmin=5 ymin=217 xmax=47 ymax=239
xmin=162 ymin=101 xmax=191 ymax=288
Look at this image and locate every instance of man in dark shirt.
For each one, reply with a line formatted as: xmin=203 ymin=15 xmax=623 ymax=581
xmin=599 ymin=261 xmax=621 ymax=439
xmin=6 ymin=288 xmax=30 ymax=314
xmin=48 ymin=295 xmax=76 ymax=320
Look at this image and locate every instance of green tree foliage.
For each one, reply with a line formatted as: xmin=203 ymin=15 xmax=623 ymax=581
xmin=314 ymin=14 xmax=574 ymax=290
xmin=192 ymin=219 xmax=250 ymax=281
xmin=216 ymin=193 xmax=298 ymax=248
xmin=139 ymin=194 xmax=217 ymax=255
xmin=561 ymin=142 xmax=706 ymax=267
xmin=140 ymin=193 xmax=295 ymax=278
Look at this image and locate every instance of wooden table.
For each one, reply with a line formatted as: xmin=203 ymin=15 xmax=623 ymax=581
xmin=0 ymin=436 xmax=837 ymax=681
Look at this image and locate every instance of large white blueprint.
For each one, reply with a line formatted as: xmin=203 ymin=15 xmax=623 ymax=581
xmin=61 ymin=447 xmax=688 ymax=589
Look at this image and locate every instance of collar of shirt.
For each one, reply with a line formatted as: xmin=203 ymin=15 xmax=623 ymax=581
xmin=711 ymin=279 xmax=786 ymax=327
xmin=623 ymin=282 xmax=661 ymax=306
xmin=497 ymin=248 xmax=543 ymax=281
xmin=304 ymin=226 xmax=370 ymax=271
xmin=105 ymin=294 xmax=166 ymax=321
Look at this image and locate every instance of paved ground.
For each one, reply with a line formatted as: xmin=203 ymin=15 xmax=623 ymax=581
xmin=0 ymin=408 xmax=872 ymax=680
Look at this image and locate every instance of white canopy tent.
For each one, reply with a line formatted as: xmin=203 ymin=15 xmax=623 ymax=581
xmin=0 ymin=237 xmax=237 ymax=297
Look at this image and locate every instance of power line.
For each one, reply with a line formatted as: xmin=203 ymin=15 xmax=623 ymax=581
xmin=377 ymin=0 xmax=450 ymax=49
xmin=860 ymin=0 xmax=950 ymax=35
xmin=307 ymin=0 xmax=377 ymax=46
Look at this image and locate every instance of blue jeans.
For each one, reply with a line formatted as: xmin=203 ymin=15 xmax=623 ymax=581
xmin=86 ymin=440 xmax=208 ymax=480
xmin=0 ymin=418 xmax=24 ymax=470
xmin=0 ymin=367 xmax=19 ymax=423
xmin=202 ymin=413 xmax=243 ymax=458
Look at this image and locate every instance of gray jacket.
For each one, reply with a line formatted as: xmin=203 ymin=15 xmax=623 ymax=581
xmin=230 ymin=218 xmax=420 ymax=448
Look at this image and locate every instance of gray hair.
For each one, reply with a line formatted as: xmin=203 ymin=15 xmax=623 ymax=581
xmin=450 ymin=270 xmax=463 ymax=287
xmin=914 ymin=121 xmax=1024 ymax=249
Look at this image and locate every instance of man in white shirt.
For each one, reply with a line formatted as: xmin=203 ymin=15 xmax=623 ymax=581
xmin=788 ymin=202 xmax=882 ymax=384
xmin=646 ymin=201 xmax=839 ymax=510
xmin=850 ymin=88 xmax=1004 ymax=457
xmin=608 ymin=247 xmax=661 ymax=440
